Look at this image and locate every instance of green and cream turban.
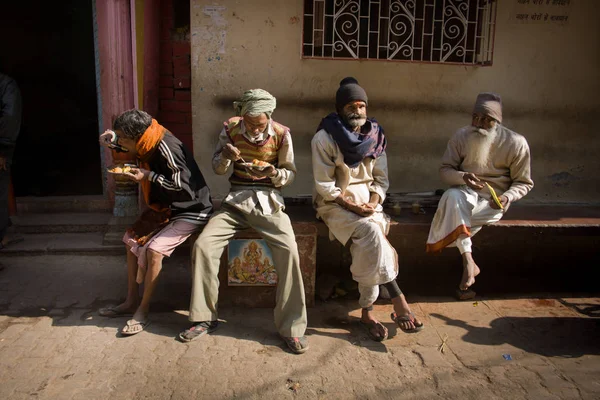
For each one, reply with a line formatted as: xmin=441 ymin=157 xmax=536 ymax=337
xmin=233 ymin=89 xmax=277 ymax=119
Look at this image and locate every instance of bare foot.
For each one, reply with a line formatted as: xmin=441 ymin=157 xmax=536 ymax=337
xmin=131 ymin=308 xmax=148 ymax=324
xmin=121 ymin=317 xmax=150 ymax=335
xmin=120 ymin=308 xmax=150 ymax=335
xmin=391 ymin=294 xmax=423 ymax=331
xmin=460 ymin=252 xmax=480 ymax=291
xmin=98 ymin=301 xmax=138 ymax=317
xmin=361 ymin=308 xmax=388 ymax=340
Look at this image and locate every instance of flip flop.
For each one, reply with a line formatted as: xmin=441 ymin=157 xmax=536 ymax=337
xmin=359 ymin=320 xmax=388 ymax=342
xmin=121 ymin=318 xmax=150 ymax=336
xmin=456 ymin=288 xmax=476 ymax=301
xmin=281 ymin=335 xmax=310 ymax=354
xmin=391 ymin=312 xmax=424 ymax=333
xmin=178 ymin=321 xmax=219 ymax=342
xmin=98 ymin=306 xmax=134 ymax=318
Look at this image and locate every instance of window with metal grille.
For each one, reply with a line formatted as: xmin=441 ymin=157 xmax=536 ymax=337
xmin=302 ymin=0 xmax=497 ymax=65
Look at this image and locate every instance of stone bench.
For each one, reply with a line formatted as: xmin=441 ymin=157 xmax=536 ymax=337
xmin=189 ymin=202 xmax=600 ymax=304
xmin=382 ymin=204 xmax=600 ymax=295
xmin=285 ymin=202 xmax=600 ymax=295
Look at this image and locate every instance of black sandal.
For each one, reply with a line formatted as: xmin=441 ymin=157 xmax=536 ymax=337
xmin=359 ymin=320 xmax=388 ymax=342
xmin=391 ymin=312 xmax=424 ymax=333
xmin=456 ymin=288 xmax=476 ymax=300
xmin=281 ymin=335 xmax=309 ymax=354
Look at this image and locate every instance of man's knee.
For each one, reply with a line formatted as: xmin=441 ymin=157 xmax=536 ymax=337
xmin=441 ymin=187 xmax=468 ymax=204
xmin=276 ymin=230 xmax=299 ymax=251
xmin=352 ymin=221 xmax=382 ymax=241
xmin=192 ymin=234 xmax=211 ymax=256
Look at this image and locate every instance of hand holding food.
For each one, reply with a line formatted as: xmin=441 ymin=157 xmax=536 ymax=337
xmin=463 ymin=172 xmax=485 ymax=190
xmin=123 ymin=167 xmax=150 ymax=182
xmin=107 ymin=164 xmax=149 ymax=182
xmin=245 ymin=159 xmax=276 ymax=178
xmin=99 ymin=130 xmax=115 ymax=148
xmin=486 ymin=182 xmax=509 ymax=210
xmin=222 ymin=143 xmax=241 ymax=161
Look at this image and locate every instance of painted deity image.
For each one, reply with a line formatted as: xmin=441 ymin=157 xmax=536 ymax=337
xmin=227 ymin=239 xmax=278 ymax=286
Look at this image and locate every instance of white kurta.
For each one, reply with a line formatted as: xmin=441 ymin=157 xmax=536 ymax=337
xmin=312 ymin=129 xmax=397 ymax=307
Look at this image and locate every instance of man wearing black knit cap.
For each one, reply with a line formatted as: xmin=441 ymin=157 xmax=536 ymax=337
xmin=311 ymin=77 xmax=423 ymax=341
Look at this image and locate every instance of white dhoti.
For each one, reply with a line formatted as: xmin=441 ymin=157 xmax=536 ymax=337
xmin=426 ymin=186 xmax=504 ymax=254
xmin=318 ymin=204 xmax=399 ymax=308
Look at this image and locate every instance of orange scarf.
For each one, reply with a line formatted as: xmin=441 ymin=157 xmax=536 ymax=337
xmin=137 ymin=119 xmax=166 ymax=211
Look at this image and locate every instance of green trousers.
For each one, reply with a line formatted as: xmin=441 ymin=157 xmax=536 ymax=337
xmin=189 ymin=205 xmax=307 ymax=337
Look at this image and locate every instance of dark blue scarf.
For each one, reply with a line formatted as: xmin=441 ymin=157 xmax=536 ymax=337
xmin=317 ymin=113 xmax=386 ymax=168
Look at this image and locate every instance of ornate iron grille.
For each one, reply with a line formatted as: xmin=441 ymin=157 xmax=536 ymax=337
xmin=302 ymin=0 xmax=497 ymax=65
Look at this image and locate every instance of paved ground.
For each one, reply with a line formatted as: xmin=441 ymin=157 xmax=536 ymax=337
xmin=0 ymin=254 xmax=599 ymax=400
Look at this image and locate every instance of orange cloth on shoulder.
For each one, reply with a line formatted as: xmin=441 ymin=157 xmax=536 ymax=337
xmin=136 ymin=119 xmax=166 ymax=212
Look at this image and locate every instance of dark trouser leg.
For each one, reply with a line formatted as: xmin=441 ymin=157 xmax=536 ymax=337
xmin=0 ymin=167 xmax=11 ymax=242
xmin=383 ymin=280 xmax=402 ymax=298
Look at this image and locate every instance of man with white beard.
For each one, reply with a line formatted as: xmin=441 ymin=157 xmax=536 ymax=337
xmin=426 ymin=92 xmax=534 ymax=300
xmin=312 ymin=77 xmax=423 ymax=341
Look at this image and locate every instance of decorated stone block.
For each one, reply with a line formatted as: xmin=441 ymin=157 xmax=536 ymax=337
xmin=227 ymin=239 xmax=277 ymax=286
xmin=190 ymin=222 xmax=316 ymax=307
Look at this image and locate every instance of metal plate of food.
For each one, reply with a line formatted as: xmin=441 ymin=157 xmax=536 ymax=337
xmin=240 ymin=161 xmax=271 ymax=171
xmin=107 ymin=163 xmax=137 ymax=175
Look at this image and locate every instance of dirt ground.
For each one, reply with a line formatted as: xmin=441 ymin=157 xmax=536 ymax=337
xmin=0 ymin=255 xmax=598 ymax=399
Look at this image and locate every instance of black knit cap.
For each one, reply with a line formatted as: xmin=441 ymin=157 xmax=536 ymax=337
xmin=336 ymin=77 xmax=368 ymax=111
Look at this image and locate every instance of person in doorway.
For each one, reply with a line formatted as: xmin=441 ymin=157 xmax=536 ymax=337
xmin=0 ymin=72 xmax=24 ymax=266
xmin=98 ymin=109 xmax=213 ymax=335
xmin=179 ymin=89 xmax=308 ymax=354
xmin=426 ymin=92 xmax=533 ymax=300
xmin=311 ymin=77 xmax=423 ymax=341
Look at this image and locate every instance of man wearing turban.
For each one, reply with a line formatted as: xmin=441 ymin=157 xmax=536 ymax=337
xmin=180 ymin=89 xmax=308 ymax=354
xmin=426 ymin=92 xmax=534 ymax=300
xmin=312 ymin=77 xmax=423 ymax=341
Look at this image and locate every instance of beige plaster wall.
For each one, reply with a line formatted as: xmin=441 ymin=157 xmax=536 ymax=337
xmin=190 ymin=0 xmax=600 ymax=204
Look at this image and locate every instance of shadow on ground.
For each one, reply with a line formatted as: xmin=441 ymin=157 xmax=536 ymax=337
xmin=430 ymin=312 xmax=600 ymax=358
xmin=1 ymin=254 xmax=599 ymax=358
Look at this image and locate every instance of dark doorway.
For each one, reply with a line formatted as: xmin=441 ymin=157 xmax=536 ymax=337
xmin=0 ymin=0 xmax=102 ymax=196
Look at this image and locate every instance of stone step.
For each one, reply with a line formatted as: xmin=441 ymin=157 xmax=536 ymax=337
xmin=5 ymin=208 xmax=139 ymax=254
xmin=0 ymin=232 xmax=123 ymax=256
xmin=0 ymin=231 xmax=193 ymax=257
xmin=16 ymin=195 xmax=111 ymax=214
xmin=11 ymin=212 xmax=113 ymax=234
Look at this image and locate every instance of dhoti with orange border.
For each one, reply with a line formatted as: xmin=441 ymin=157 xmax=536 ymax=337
xmin=426 ymin=187 xmax=504 ymax=254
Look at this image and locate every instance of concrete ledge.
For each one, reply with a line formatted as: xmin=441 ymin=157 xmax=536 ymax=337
xmin=6 ymin=203 xmax=597 ymax=296
xmin=281 ymin=204 xmax=600 ymax=295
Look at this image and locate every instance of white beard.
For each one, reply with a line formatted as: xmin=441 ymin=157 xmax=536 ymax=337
xmin=464 ymin=125 xmax=499 ymax=169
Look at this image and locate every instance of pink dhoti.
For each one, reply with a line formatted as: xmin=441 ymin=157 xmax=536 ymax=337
xmin=123 ymin=219 xmax=202 ymax=283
